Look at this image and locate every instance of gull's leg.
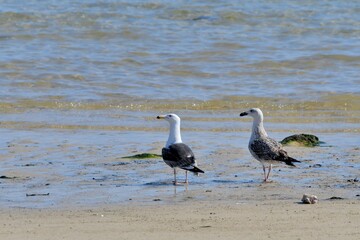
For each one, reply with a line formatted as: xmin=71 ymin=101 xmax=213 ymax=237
xmin=173 ymin=168 xmax=177 ymax=185
xmin=184 ymin=171 xmax=188 ymax=184
xmin=265 ymin=164 xmax=273 ymax=183
xmin=262 ymin=165 xmax=267 ymax=182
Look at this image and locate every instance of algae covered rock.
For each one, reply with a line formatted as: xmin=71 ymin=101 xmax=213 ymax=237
xmin=280 ymin=134 xmax=320 ymax=147
xmin=122 ymin=153 xmax=162 ymax=159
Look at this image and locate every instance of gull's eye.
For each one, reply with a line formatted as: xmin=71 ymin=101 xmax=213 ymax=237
xmin=168 ymin=115 xmax=172 ymax=118
xmin=250 ymin=109 xmax=254 ymax=113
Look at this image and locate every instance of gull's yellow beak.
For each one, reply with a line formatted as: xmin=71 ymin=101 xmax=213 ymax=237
xmin=156 ymin=115 xmax=166 ymax=119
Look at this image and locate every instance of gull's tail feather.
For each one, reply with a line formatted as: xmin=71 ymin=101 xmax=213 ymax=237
xmin=181 ymin=166 xmax=205 ymax=174
xmin=191 ymin=166 xmax=205 ymax=174
xmin=285 ymin=157 xmax=300 ymax=167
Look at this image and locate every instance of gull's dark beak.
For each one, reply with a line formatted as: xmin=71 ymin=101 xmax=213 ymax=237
xmin=157 ymin=115 xmax=166 ymax=119
xmin=240 ymin=112 xmax=248 ymax=117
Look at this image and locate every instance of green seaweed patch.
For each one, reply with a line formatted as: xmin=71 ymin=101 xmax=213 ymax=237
xmin=122 ymin=153 xmax=162 ymax=159
xmin=280 ymin=134 xmax=322 ymax=147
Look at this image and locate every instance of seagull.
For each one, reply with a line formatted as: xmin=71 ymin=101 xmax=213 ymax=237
xmin=157 ymin=113 xmax=204 ymax=185
xmin=239 ymin=108 xmax=300 ymax=182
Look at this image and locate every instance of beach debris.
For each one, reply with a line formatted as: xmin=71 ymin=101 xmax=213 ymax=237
xmin=92 ymin=177 xmax=106 ymax=182
xmin=301 ymin=194 xmax=318 ymax=204
xmin=347 ymin=177 xmax=359 ymax=183
xmin=22 ymin=163 xmax=38 ymax=167
xmin=0 ymin=175 xmax=17 ymax=179
xmin=199 ymin=225 xmax=212 ymax=228
xmin=153 ymin=198 xmax=161 ymax=201
xmin=328 ymin=196 xmax=344 ymax=200
xmin=122 ymin=153 xmax=162 ymax=159
xmin=26 ymin=193 xmax=50 ymax=197
xmin=310 ymin=164 xmax=322 ymax=168
xmin=104 ymin=162 xmax=130 ymax=166
xmin=280 ymin=134 xmax=321 ymax=147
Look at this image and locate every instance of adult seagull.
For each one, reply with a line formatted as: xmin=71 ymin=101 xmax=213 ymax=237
xmin=157 ymin=113 xmax=204 ymax=185
xmin=240 ymin=108 xmax=300 ymax=182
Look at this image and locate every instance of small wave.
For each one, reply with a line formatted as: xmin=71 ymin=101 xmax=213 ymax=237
xmin=250 ymin=54 xmax=360 ymax=70
xmin=218 ymin=11 xmax=250 ymax=24
xmin=0 ymin=12 xmax=38 ymax=21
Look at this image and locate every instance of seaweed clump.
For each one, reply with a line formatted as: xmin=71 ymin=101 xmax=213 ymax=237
xmin=122 ymin=153 xmax=162 ymax=159
xmin=280 ymin=134 xmax=321 ymax=147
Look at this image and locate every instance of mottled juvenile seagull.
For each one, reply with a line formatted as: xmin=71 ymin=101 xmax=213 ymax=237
xmin=240 ymin=108 xmax=300 ymax=182
xmin=157 ymin=114 xmax=204 ymax=185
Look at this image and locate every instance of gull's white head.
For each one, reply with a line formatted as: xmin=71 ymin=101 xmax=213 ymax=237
xmin=239 ymin=108 xmax=264 ymax=121
xmin=157 ymin=113 xmax=182 ymax=147
xmin=156 ymin=113 xmax=181 ymax=124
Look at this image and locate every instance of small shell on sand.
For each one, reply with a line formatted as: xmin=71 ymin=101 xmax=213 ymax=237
xmin=301 ymin=194 xmax=318 ymax=204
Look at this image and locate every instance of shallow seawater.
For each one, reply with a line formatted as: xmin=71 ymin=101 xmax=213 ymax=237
xmin=0 ymin=0 xmax=359 ymax=208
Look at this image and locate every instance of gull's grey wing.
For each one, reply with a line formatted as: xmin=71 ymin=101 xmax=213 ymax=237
xmin=250 ymin=137 xmax=300 ymax=166
xmin=162 ymin=143 xmax=204 ymax=173
xmin=162 ymin=143 xmax=195 ymax=168
xmin=250 ymin=137 xmax=284 ymax=161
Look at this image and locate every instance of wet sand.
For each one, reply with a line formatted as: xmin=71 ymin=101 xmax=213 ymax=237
xmin=1 ymin=136 xmax=359 ymax=239
xmin=1 ymin=130 xmax=359 ymax=208
xmin=1 ymin=200 xmax=359 ymax=240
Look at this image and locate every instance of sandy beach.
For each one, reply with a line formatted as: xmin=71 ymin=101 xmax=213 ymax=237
xmin=1 ymin=199 xmax=359 ymax=240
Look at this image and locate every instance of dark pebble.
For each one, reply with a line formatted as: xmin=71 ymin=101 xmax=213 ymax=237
xmin=310 ymin=164 xmax=322 ymax=168
xmin=329 ymin=196 xmax=343 ymax=200
xmin=0 ymin=176 xmax=16 ymax=179
xmin=347 ymin=179 xmax=359 ymax=183
xmin=26 ymin=193 xmax=50 ymax=197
